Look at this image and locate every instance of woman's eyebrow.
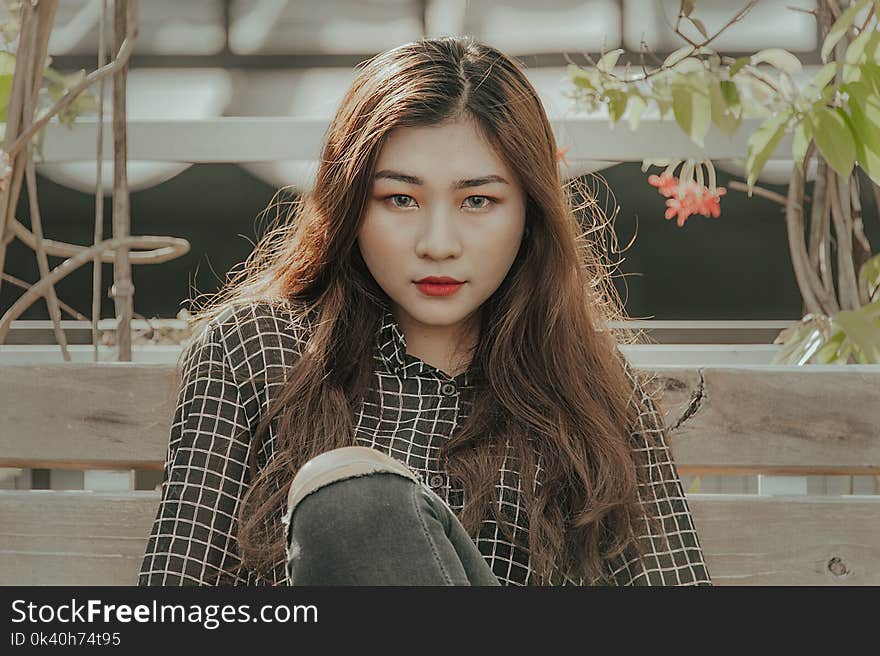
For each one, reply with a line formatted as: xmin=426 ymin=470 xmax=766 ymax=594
xmin=373 ymin=169 xmax=509 ymax=189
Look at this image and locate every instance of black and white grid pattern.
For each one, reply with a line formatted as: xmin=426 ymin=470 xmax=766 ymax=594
xmin=139 ymin=301 xmax=711 ymax=586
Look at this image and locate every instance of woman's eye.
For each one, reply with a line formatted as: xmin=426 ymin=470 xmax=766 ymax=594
xmin=388 ymin=194 xmax=416 ymax=208
xmin=383 ymin=194 xmax=495 ymax=210
xmin=464 ymin=195 xmax=494 ymax=210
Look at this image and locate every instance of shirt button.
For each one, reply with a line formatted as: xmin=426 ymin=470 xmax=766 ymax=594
xmin=428 ymin=474 xmax=445 ymax=490
xmin=441 ymin=382 xmax=457 ymax=397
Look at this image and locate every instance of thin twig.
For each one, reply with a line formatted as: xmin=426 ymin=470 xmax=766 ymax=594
xmin=861 ymin=4 xmax=876 ymax=31
xmin=7 ymin=218 xmax=189 ymax=263
xmin=5 ymin=4 xmax=137 ymax=158
xmin=1 ymin=273 xmax=89 ymax=320
xmin=0 ymin=234 xmax=166 ymax=345
xmin=808 ymin=159 xmax=837 ymax=301
xmin=808 ymin=158 xmax=827 ymax=267
xmin=112 ymin=0 xmax=134 ymax=362
xmin=25 ymin=160 xmax=71 ymax=359
xmin=728 ymin=179 xmax=811 ymax=206
xmin=824 ymin=0 xmax=843 ymax=21
xmin=828 ymin=168 xmax=861 ymax=310
xmin=0 ymin=1 xmax=36 ymax=298
xmin=791 ymin=143 xmax=840 ymax=314
xmin=22 ymin=2 xmax=69 ymax=360
xmin=93 ymin=0 xmax=108 ymax=362
xmin=850 ymin=174 xmax=873 ymax=305
xmin=785 ymin=143 xmax=826 ymax=316
xmin=819 ymin=186 xmax=836 ymax=301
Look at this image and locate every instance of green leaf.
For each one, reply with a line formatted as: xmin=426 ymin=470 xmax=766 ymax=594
xmin=752 ymin=48 xmax=803 ymax=75
xmin=709 ymin=79 xmax=741 ymax=135
xmin=597 ymin=48 xmax=624 ymax=74
xmin=822 ymin=0 xmax=870 ymax=63
xmin=745 ymin=109 xmax=791 ymax=191
xmin=690 ymin=17 xmax=708 ymax=39
xmin=627 ymin=93 xmax=648 ymax=131
xmin=720 ymin=80 xmax=740 ymax=108
xmin=845 ymin=83 xmax=880 ymax=185
xmin=0 ymin=51 xmax=14 ymax=122
xmin=655 ymin=96 xmax=673 ymax=119
xmin=860 ymin=253 xmax=880 ymax=299
xmin=671 ymin=75 xmax=711 ymax=147
xmin=858 ymin=298 xmax=880 ymax=321
xmin=0 ymin=51 xmax=14 ymax=75
xmin=835 ymin=309 xmax=880 ymax=363
xmin=729 ymin=56 xmax=750 ymax=77
xmin=862 ymin=298 xmax=880 ymax=320
xmin=664 ymin=46 xmax=695 ymax=70
xmin=670 ymin=57 xmax=706 ymax=74
xmin=0 ymin=73 xmax=11 ymax=122
xmin=605 ymin=88 xmax=628 ymax=122
xmin=867 ymin=28 xmax=880 ymax=63
xmin=569 ymin=65 xmax=597 ymax=91
xmin=803 ymin=62 xmax=839 ymax=99
xmin=814 ymin=330 xmax=847 ymax=364
xmin=845 ymin=24 xmax=874 ymax=64
xmin=863 ymin=62 xmax=880 ymax=95
xmin=809 ymin=106 xmax=856 ymax=178
xmin=792 ymin=118 xmax=812 ymax=171
xmin=845 ymin=28 xmax=880 ymax=76
xmin=770 ymin=322 xmax=825 ymax=365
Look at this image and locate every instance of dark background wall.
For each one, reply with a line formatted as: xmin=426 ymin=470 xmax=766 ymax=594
xmin=3 ymin=162 xmax=878 ymax=321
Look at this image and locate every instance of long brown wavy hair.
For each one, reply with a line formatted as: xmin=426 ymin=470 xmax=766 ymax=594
xmin=190 ymin=36 xmax=667 ymax=585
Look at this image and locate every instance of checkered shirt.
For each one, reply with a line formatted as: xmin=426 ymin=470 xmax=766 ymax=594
xmin=138 ymin=301 xmax=712 ymax=586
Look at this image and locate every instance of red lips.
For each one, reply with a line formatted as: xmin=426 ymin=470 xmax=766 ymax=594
xmin=414 ymin=276 xmax=465 ymax=297
xmin=415 ymin=276 xmax=463 ymax=284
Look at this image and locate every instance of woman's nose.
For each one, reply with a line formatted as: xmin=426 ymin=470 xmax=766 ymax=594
xmin=415 ymin=210 xmax=462 ymax=260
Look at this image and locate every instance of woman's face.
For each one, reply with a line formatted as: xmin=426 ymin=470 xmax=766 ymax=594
xmin=358 ymin=117 xmax=527 ymax=342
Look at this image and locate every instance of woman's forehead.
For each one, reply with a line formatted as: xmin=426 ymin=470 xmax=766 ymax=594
xmin=375 ymin=121 xmax=512 ymax=184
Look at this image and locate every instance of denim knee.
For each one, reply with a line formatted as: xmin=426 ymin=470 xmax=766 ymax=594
xmin=284 ymin=469 xmax=426 ymax=583
xmin=282 ymin=447 xmax=422 ymax=570
xmin=283 ymin=446 xmax=420 ymax=526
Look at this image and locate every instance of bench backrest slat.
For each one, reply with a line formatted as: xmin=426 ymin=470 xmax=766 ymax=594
xmin=1 ymin=365 xmax=877 ymax=473
xmin=1 ymin=491 xmax=877 ymax=586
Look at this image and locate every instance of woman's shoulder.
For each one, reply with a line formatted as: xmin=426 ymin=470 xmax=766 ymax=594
xmin=198 ymin=298 xmax=318 ymax=377
xmin=211 ymin=297 xmax=315 ymax=338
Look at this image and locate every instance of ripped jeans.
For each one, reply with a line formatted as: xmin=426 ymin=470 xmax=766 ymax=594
xmin=281 ymin=446 xmax=501 ymax=586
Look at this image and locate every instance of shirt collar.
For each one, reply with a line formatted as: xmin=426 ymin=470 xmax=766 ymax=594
xmin=376 ymin=308 xmax=473 ymax=387
xmin=377 ymin=308 xmax=409 ymax=377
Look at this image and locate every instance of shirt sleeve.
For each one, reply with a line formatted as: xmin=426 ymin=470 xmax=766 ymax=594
xmin=138 ymin=322 xmax=253 ymax=585
xmin=604 ymin=364 xmax=713 ymax=586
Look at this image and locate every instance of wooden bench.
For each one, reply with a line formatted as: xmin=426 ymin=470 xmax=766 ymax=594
xmin=1 ymin=363 xmax=878 ymax=585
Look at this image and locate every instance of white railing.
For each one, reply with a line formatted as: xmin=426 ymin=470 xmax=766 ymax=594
xmin=35 ymin=116 xmax=793 ymax=164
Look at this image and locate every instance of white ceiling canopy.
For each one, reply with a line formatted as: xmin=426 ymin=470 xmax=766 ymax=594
xmin=622 ymin=0 xmax=818 ymax=53
xmin=36 ymin=69 xmax=233 ymax=194
xmin=48 ymin=0 xmax=225 ymax=55
xmin=226 ymin=68 xmax=356 ymax=191
xmin=229 ymin=0 xmax=423 ymax=55
xmin=426 ymin=0 xmax=622 ymax=56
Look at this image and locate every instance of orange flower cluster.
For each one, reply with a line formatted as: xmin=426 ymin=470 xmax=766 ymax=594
xmin=648 ymin=172 xmax=726 ymax=227
xmin=556 ymin=144 xmax=570 ymax=166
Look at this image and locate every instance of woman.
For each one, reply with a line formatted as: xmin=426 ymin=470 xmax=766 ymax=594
xmin=139 ymin=36 xmax=711 ymax=587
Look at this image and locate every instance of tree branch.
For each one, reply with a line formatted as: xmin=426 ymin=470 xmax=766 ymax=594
xmin=828 ymin=168 xmax=862 ymax=310
xmin=785 ymin=146 xmax=827 ymax=316
xmin=5 ymin=1 xmax=139 ymax=158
